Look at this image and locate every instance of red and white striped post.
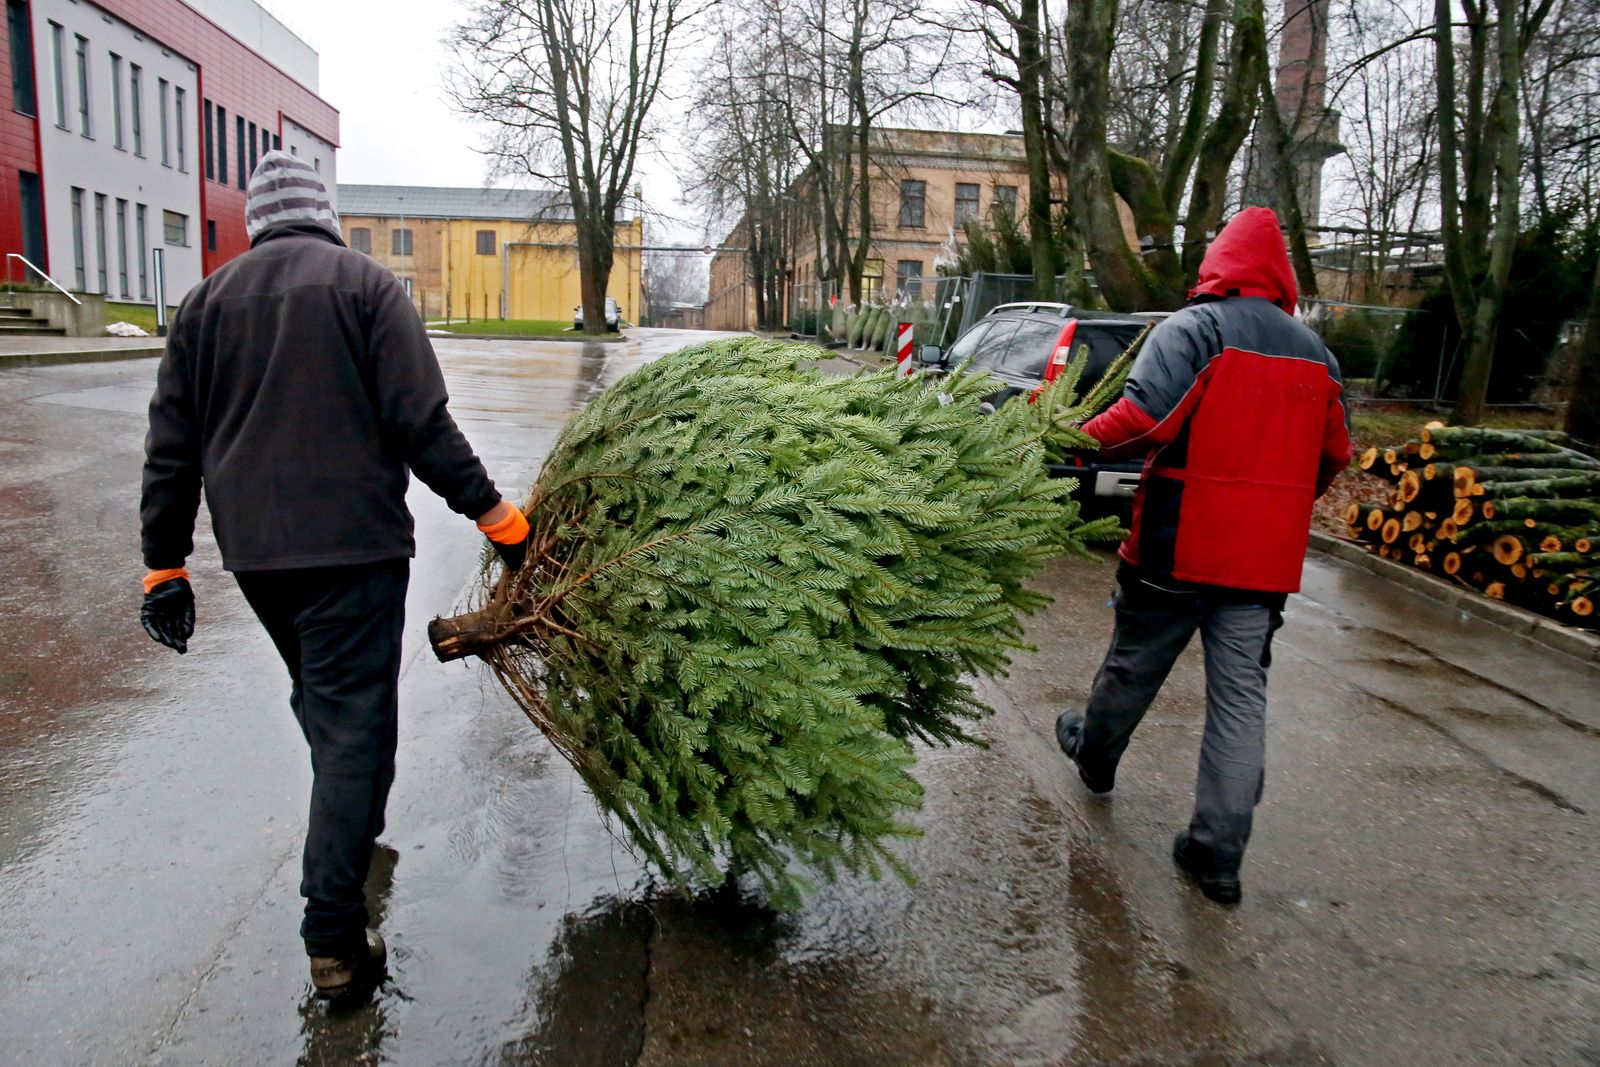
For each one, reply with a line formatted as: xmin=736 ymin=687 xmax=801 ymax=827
xmin=895 ymin=321 xmax=915 ymax=376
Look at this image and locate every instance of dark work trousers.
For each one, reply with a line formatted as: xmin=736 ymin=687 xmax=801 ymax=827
xmin=1080 ymin=565 xmax=1285 ymax=871
xmin=235 ymin=560 xmax=409 ymax=957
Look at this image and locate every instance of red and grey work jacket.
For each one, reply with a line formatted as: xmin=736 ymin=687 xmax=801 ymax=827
xmin=1082 ymin=208 xmax=1351 ymax=594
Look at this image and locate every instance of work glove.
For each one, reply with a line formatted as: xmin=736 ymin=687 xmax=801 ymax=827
xmin=476 ymin=501 xmax=532 ymax=575
xmin=141 ymin=569 xmax=195 ymax=654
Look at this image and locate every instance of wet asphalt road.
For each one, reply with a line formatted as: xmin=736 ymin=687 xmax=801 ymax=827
xmin=1 ymin=329 xmax=1597 ymax=1066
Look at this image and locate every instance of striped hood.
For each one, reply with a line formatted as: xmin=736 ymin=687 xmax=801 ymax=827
xmin=245 ymin=151 xmax=340 ymax=242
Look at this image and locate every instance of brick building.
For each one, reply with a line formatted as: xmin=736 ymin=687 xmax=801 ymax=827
xmin=706 ymin=128 xmax=1032 ymax=332
xmin=1 ymin=0 xmax=337 ymax=303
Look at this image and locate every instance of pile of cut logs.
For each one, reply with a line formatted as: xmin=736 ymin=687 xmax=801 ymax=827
xmin=1345 ymin=423 xmax=1599 ymax=627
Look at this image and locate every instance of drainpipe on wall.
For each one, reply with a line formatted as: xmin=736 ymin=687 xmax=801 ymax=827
xmin=500 ymin=240 xmax=509 ymax=319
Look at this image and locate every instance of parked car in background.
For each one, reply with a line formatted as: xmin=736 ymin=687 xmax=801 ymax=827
xmin=918 ymin=302 xmax=1166 ymax=503
xmin=574 ymin=297 xmax=623 ymax=332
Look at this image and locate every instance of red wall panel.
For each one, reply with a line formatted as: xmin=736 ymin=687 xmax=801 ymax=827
xmin=0 ymin=0 xmax=44 ymax=273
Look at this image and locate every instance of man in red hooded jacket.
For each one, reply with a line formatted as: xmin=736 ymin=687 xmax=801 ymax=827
xmin=1055 ymin=207 xmax=1350 ymax=904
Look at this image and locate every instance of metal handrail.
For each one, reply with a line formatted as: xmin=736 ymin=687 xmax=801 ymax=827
xmin=5 ymin=254 xmax=82 ymax=305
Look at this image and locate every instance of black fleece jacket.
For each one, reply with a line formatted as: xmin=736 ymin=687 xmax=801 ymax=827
xmin=141 ymin=221 xmax=501 ymax=571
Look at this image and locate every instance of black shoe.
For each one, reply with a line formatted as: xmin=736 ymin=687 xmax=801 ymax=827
xmin=1172 ymin=832 xmax=1241 ymax=905
xmin=309 ymin=930 xmax=387 ymax=999
xmin=1054 ymin=711 xmax=1115 ymax=794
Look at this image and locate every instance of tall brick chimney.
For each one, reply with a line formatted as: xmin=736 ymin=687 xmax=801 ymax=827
xmin=1249 ymin=0 xmax=1343 ymax=228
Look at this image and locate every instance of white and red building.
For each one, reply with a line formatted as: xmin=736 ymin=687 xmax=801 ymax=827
xmin=2 ymin=0 xmax=338 ymax=302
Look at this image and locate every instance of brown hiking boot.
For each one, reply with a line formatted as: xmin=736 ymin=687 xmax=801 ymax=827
xmin=309 ymin=930 xmax=386 ymax=998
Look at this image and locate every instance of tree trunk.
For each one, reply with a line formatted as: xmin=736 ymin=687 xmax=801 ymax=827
xmin=1016 ymin=0 xmax=1058 ymax=300
xmin=577 ymin=213 xmax=615 ymax=335
xmin=1480 ymin=496 xmax=1600 ymax=524
xmin=1063 ymin=0 xmax=1157 ymax=310
xmin=1255 ymin=63 xmax=1318 ymax=300
xmin=1180 ymin=0 xmax=1268 ymax=281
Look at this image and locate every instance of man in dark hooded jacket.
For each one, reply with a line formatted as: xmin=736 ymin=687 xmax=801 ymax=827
xmin=138 ymin=152 xmax=532 ymax=996
xmin=1055 ymin=207 xmax=1350 ymax=904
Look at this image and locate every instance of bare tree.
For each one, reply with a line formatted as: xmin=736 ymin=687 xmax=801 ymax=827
xmin=448 ymin=0 xmax=694 ymax=333
xmin=1050 ymin=0 xmax=1267 ymax=310
xmin=1435 ymin=0 xmax=1558 ymax=422
xmin=1321 ymin=0 xmax=1437 ymax=298
xmin=687 ymin=4 xmax=805 ymax=330
xmin=950 ymin=0 xmax=1061 ymax=299
xmin=644 ymin=252 xmax=708 ymax=321
xmin=767 ymin=0 xmax=958 ymax=305
xmin=1519 ymin=0 xmax=1600 ymax=229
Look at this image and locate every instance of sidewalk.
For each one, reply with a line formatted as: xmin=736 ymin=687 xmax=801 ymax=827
xmin=0 ymin=335 xmax=164 ymax=368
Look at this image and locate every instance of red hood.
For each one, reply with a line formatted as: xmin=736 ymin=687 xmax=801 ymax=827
xmin=1187 ymin=207 xmax=1298 ymax=311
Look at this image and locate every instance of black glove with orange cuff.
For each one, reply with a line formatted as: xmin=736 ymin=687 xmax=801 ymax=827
xmin=476 ymin=501 xmax=531 ymax=574
xmin=141 ymin=568 xmax=195 ymax=654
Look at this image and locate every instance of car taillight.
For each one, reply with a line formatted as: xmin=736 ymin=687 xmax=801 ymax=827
xmin=1044 ymin=320 xmax=1079 ymax=383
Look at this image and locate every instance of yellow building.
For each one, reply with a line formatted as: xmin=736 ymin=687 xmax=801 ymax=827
xmin=336 ymin=185 xmax=643 ymax=325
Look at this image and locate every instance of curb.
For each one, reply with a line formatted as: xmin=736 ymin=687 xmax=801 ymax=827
xmin=0 ymin=344 xmax=164 ymax=369
xmin=426 ymin=331 xmax=627 ymax=344
xmin=1307 ymin=530 xmax=1600 ymax=667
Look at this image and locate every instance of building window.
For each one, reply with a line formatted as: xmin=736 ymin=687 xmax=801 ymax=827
xmin=94 ymin=194 xmax=108 ymax=293
xmin=204 ymin=99 xmax=214 ymax=179
xmin=862 ymin=258 xmax=885 ymax=298
xmin=129 ymin=64 xmax=143 ymax=156
xmin=163 ymin=210 xmax=189 ymax=247
xmin=7 ymin=1 xmax=36 ymax=117
xmin=898 ymin=180 xmax=926 ymax=228
xmin=955 ymin=183 xmax=980 ymax=223
xmin=993 ymin=185 xmax=1018 ymax=217
xmin=116 ymin=199 xmax=130 ymax=298
xmin=74 ymin=35 xmax=89 ymax=137
xmin=49 ymin=23 xmax=66 ymax=127
xmin=136 ymin=203 xmax=148 ymax=298
xmin=18 ymin=172 xmax=45 ymax=265
xmin=896 ymin=259 xmax=924 ymax=299
xmin=349 ymin=227 xmax=372 ymax=254
xmin=70 ymin=187 xmax=85 ymax=290
xmin=206 ymin=219 xmax=216 ymax=251
xmin=216 ymin=105 xmax=227 ymax=183
xmin=392 ymin=228 xmax=413 ymax=256
xmin=175 ymin=87 xmax=187 ymax=171
xmin=108 ymin=54 xmax=123 ymax=148
xmin=476 ymin=230 xmax=495 ymax=256
xmin=248 ymin=120 xmax=257 ymax=176
xmin=158 ymin=78 xmax=170 ymax=165
xmin=235 ymin=114 xmax=245 ymax=189
xmin=272 ymin=133 xmax=280 ymax=150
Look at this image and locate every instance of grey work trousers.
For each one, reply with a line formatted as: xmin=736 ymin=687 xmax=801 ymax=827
xmin=1080 ymin=564 xmax=1285 ymax=870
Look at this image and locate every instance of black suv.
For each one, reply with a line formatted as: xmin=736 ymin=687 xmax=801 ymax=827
xmin=918 ymin=302 xmax=1165 ymax=504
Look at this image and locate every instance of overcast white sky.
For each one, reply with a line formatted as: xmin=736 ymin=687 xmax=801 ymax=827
xmin=260 ymin=0 xmax=703 ymax=242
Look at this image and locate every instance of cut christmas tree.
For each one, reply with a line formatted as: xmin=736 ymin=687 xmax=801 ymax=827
xmin=429 ymin=336 xmax=1134 ymax=904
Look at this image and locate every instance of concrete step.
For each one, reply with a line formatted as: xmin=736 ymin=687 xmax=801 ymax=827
xmin=0 ymin=307 xmax=41 ymax=318
xmin=0 ymin=321 xmax=67 ymax=336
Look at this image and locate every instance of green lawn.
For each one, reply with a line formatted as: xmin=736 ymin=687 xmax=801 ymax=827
xmin=431 ymin=319 xmax=612 ymax=338
xmin=105 ymin=302 xmax=179 ymax=334
xmin=1350 ymin=404 xmax=1560 ymax=448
